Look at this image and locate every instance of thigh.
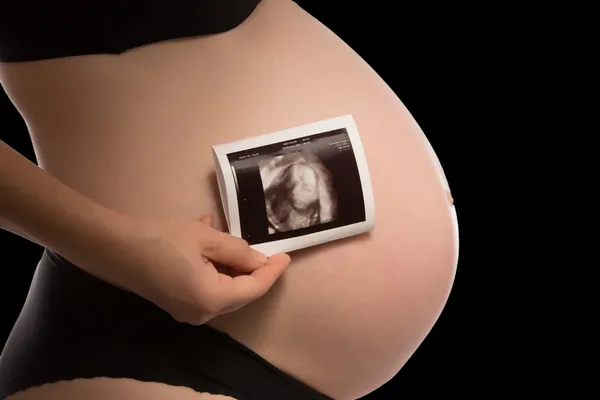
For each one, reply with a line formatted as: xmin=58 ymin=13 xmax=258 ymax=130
xmin=7 ymin=378 xmax=237 ymax=400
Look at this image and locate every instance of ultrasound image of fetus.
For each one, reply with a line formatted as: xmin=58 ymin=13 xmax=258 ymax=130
xmin=259 ymin=152 xmax=338 ymax=234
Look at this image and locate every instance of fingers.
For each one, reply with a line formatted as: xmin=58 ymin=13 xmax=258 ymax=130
xmin=201 ymin=230 xmax=269 ymax=273
xmin=213 ymin=253 xmax=291 ymax=310
xmin=198 ymin=214 xmax=268 ymax=272
xmin=199 ymin=215 xmax=236 ymax=269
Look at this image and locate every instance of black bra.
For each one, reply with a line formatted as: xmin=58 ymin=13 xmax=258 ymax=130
xmin=0 ymin=0 xmax=265 ymax=62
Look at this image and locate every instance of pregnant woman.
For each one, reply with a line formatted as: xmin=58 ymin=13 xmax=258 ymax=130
xmin=0 ymin=0 xmax=459 ymax=399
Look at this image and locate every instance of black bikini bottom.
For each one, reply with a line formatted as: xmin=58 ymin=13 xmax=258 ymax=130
xmin=0 ymin=250 xmax=331 ymax=400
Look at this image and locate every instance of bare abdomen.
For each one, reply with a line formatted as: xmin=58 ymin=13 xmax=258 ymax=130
xmin=0 ymin=0 xmax=458 ymax=398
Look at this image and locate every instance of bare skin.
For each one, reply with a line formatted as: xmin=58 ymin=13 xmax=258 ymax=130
xmin=7 ymin=379 xmax=237 ymax=400
xmin=1 ymin=0 xmax=458 ymax=399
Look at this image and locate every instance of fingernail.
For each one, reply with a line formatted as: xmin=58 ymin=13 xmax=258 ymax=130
xmin=254 ymin=250 xmax=268 ymax=264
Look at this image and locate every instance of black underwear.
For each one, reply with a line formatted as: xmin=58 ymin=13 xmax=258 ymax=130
xmin=0 ymin=0 xmax=264 ymax=62
xmin=0 ymin=250 xmax=331 ymax=400
xmin=0 ymin=1 xmax=308 ymax=63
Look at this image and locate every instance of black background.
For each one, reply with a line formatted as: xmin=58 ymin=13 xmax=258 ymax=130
xmin=229 ymin=129 xmax=366 ymax=244
xmin=0 ymin=0 xmax=528 ymax=398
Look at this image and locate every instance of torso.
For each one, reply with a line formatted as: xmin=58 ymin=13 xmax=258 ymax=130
xmin=0 ymin=0 xmax=458 ymax=399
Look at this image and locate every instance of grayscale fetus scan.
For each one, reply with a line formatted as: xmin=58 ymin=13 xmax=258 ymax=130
xmin=259 ymin=152 xmax=338 ymax=234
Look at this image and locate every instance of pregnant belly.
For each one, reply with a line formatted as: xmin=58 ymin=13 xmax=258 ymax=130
xmin=1 ymin=0 xmax=458 ymax=398
xmin=209 ymin=118 xmax=457 ymax=400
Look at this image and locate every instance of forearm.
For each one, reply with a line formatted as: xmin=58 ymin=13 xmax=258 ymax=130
xmin=0 ymin=140 xmax=128 ymax=271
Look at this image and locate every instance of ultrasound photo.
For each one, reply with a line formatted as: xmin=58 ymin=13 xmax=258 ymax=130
xmin=258 ymin=152 xmax=338 ymax=234
xmin=225 ymin=127 xmax=366 ymax=245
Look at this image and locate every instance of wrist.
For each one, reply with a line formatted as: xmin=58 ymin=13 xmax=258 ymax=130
xmin=57 ymin=204 xmax=135 ymax=276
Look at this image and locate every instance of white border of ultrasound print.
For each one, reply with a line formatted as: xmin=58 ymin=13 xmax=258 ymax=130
xmin=212 ymin=114 xmax=375 ymax=256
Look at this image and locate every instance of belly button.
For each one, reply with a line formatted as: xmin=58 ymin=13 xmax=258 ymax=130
xmin=447 ymin=191 xmax=454 ymax=206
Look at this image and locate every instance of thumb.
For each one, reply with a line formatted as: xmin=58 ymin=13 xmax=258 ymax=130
xmin=199 ymin=214 xmax=214 ymax=227
xmin=215 ymin=253 xmax=291 ymax=310
xmin=202 ymin=229 xmax=268 ymax=273
xmin=198 ymin=215 xmax=214 ymax=264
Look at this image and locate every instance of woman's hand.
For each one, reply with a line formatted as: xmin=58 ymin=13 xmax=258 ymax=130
xmin=102 ymin=214 xmax=291 ymax=325
xmin=0 ymin=140 xmax=289 ymax=325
